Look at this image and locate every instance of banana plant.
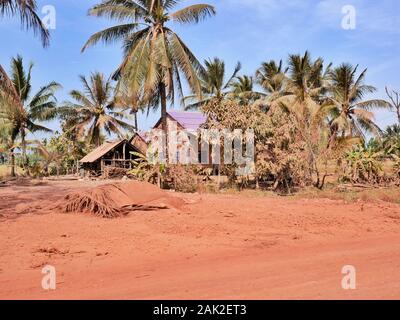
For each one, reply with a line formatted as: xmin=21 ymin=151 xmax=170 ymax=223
xmin=345 ymin=145 xmax=383 ymax=183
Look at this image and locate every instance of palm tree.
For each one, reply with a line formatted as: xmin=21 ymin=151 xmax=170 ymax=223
xmin=114 ymin=77 xmax=144 ymax=132
xmin=256 ymin=59 xmax=288 ymax=101
xmin=61 ymin=72 xmax=135 ymax=147
xmin=229 ymin=75 xmax=263 ymax=105
xmin=285 ymin=51 xmax=329 ymax=107
xmin=272 ymin=52 xmax=332 ymax=183
xmin=184 ymin=57 xmax=241 ymax=110
xmin=327 ymin=63 xmax=390 ymax=140
xmin=275 ymin=52 xmax=331 ymax=137
xmin=0 ymin=0 xmax=50 ymax=47
xmin=382 ymin=124 xmax=400 ymax=156
xmin=0 ymin=55 xmax=60 ymax=176
xmin=34 ymin=141 xmax=63 ymax=176
xmin=82 ymin=0 xmax=216 ymax=138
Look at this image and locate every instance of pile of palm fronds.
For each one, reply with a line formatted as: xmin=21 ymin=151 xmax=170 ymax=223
xmin=59 ymin=188 xmax=124 ymax=218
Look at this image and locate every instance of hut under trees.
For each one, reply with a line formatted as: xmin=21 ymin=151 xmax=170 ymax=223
xmin=79 ymin=139 xmax=141 ymax=178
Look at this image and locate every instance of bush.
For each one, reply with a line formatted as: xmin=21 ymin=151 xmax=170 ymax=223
xmin=165 ymin=165 xmax=198 ymax=193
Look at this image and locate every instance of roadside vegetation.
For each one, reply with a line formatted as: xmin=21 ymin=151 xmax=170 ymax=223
xmin=1 ymin=0 xmax=400 ymax=197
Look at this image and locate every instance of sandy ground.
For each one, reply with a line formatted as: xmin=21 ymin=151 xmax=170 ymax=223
xmin=1 ymin=179 xmax=400 ymax=300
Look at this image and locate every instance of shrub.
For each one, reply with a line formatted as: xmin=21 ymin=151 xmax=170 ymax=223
xmin=166 ymin=165 xmax=198 ymax=193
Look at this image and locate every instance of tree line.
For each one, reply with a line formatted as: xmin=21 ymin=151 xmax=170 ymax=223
xmin=1 ymin=0 xmax=400 ymax=190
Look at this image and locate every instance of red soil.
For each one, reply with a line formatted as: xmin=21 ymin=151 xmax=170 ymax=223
xmin=58 ymin=181 xmax=186 ymax=217
xmin=0 ymin=180 xmax=400 ymax=299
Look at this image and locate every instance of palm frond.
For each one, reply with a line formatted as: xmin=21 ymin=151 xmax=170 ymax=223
xmin=81 ymin=23 xmax=140 ymax=52
xmin=171 ymin=4 xmax=216 ymax=24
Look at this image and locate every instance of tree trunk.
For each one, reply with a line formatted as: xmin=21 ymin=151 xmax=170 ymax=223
xmin=10 ymin=147 xmax=15 ymax=177
xmin=159 ymin=82 xmax=168 ymax=189
xmin=21 ymin=129 xmax=27 ymax=168
xmin=254 ymin=149 xmax=259 ymax=189
xmin=160 ymin=82 xmax=168 ymax=163
xmin=134 ymin=112 xmax=138 ymax=132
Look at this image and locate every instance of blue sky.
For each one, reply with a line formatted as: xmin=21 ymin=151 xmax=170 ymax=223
xmin=1 ymin=0 xmax=399 ymax=140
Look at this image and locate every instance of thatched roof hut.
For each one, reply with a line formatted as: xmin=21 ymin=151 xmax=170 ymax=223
xmin=80 ymin=139 xmax=141 ymax=177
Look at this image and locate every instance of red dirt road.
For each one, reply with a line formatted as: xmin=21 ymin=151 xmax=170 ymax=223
xmin=1 ymin=180 xmax=400 ymax=299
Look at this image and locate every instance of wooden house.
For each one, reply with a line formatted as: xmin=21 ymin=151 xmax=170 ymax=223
xmin=79 ymin=139 xmax=141 ymax=177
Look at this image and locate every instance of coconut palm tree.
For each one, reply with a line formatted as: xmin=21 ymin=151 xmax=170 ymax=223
xmin=184 ymin=57 xmax=241 ymax=110
xmin=271 ymin=52 xmax=332 ymax=183
xmin=275 ymin=51 xmax=331 ymax=137
xmin=0 ymin=0 xmax=50 ymax=47
xmin=229 ymin=75 xmax=264 ymax=105
xmin=0 ymin=55 xmax=60 ymax=176
xmin=34 ymin=141 xmax=64 ymax=176
xmin=81 ymin=0 xmax=216 ymax=135
xmin=327 ymin=63 xmax=390 ymax=140
xmin=114 ymin=77 xmax=144 ymax=132
xmin=382 ymin=124 xmax=400 ymax=156
xmin=61 ymin=72 xmax=135 ymax=147
xmin=285 ymin=51 xmax=329 ymax=106
xmin=256 ymin=59 xmax=288 ymax=100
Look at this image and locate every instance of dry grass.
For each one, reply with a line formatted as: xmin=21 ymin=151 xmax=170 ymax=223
xmin=294 ymin=185 xmax=400 ymax=204
xmin=207 ymin=182 xmax=400 ymax=205
xmin=0 ymin=165 xmax=24 ymax=179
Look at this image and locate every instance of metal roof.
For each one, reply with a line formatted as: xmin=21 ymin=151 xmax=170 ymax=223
xmin=167 ymin=111 xmax=207 ymax=130
xmin=153 ymin=111 xmax=207 ymax=131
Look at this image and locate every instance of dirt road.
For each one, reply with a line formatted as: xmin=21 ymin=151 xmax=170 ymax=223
xmin=1 ymin=180 xmax=400 ymax=299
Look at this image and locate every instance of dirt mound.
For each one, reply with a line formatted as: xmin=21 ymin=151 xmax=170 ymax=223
xmin=57 ymin=181 xmax=185 ymax=218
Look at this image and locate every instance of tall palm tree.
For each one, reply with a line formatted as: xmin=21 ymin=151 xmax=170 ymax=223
xmin=185 ymin=57 xmax=241 ymax=110
xmin=256 ymin=59 xmax=288 ymax=102
xmin=0 ymin=55 xmax=60 ymax=176
xmin=285 ymin=51 xmax=329 ymax=106
xmin=275 ymin=51 xmax=331 ymax=137
xmin=327 ymin=63 xmax=389 ymax=140
xmin=81 ymin=0 xmax=216 ymax=137
xmin=229 ymin=75 xmax=263 ymax=105
xmin=61 ymin=72 xmax=135 ymax=147
xmin=0 ymin=0 xmax=50 ymax=47
xmin=272 ymin=52 xmax=332 ymax=183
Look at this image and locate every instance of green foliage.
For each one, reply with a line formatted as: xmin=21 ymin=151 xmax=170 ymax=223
xmin=327 ymin=63 xmax=389 ymax=139
xmin=382 ymin=124 xmax=400 ymax=156
xmin=0 ymin=56 xmax=61 ymax=175
xmin=60 ymin=72 xmax=135 ymax=147
xmin=343 ymin=145 xmax=384 ymax=183
xmin=129 ymin=151 xmax=158 ymax=182
xmin=82 ymin=0 xmax=216 ymax=124
xmin=185 ymin=57 xmax=241 ymax=110
xmin=393 ymin=154 xmax=400 ymax=178
xmin=0 ymin=0 xmax=50 ymax=47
